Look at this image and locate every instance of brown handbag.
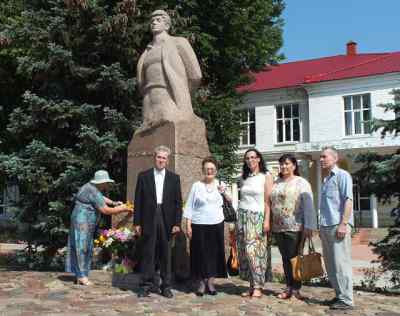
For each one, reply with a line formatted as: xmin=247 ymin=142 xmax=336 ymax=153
xmin=227 ymin=230 xmax=239 ymax=276
xmin=290 ymin=237 xmax=324 ymax=281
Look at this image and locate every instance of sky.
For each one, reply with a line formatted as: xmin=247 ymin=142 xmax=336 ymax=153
xmin=281 ymin=0 xmax=400 ymax=62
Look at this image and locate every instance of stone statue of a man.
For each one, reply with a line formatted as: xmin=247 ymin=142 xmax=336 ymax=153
xmin=137 ymin=10 xmax=202 ymax=130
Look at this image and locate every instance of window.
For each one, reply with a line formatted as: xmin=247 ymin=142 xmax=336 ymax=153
xmin=395 ymin=107 xmax=400 ymax=120
xmin=353 ymin=181 xmax=371 ymax=212
xmin=276 ymin=103 xmax=300 ymax=143
xmin=0 ymin=181 xmax=19 ymax=216
xmin=344 ymin=93 xmax=371 ymax=136
xmin=239 ymin=108 xmax=255 ymax=146
xmin=0 ymin=192 xmax=3 ymax=215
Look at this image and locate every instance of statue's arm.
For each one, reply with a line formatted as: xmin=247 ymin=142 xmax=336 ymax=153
xmin=175 ymin=37 xmax=202 ymax=91
xmin=136 ymin=51 xmax=146 ymax=95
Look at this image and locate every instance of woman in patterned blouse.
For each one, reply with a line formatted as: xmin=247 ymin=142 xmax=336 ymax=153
xmin=270 ymin=154 xmax=317 ymax=299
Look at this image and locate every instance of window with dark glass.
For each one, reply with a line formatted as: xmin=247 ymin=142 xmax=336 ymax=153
xmin=239 ymin=108 xmax=256 ymax=146
xmin=276 ymin=103 xmax=300 ymax=143
xmin=344 ymin=93 xmax=371 ymax=136
xmin=353 ymin=181 xmax=371 ymax=212
xmin=0 ymin=192 xmax=3 ymax=215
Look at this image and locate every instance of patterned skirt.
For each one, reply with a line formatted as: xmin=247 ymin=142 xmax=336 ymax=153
xmin=236 ymin=208 xmax=268 ymax=288
xmin=65 ymin=207 xmax=98 ymax=278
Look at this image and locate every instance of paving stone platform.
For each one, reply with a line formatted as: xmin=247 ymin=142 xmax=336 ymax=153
xmin=0 ymin=270 xmax=399 ymax=316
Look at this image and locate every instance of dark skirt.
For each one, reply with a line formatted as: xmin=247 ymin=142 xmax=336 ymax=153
xmin=190 ymin=221 xmax=227 ymax=279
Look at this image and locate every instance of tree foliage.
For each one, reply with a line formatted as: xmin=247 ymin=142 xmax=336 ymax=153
xmin=355 ymin=89 xmax=400 ymax=286
xmin=0 ymin=0 xmax=284 ymax=261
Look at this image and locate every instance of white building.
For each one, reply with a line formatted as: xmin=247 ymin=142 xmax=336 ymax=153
xmin=235 ymin=42 xmax=400 ymax=228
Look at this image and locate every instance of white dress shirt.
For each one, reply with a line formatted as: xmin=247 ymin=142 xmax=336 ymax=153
xmin=154 ymin=168 xmax=166 ymax=204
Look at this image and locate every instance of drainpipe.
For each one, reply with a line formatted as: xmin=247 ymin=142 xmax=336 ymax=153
xmin=371 ymin=194 xmax=378 ymax=228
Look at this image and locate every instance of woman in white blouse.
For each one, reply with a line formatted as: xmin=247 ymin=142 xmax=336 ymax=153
xmin=184 ymin=157 xmax=228 ymax=296
xmin=237 ymin=148 xmax=273 ymax=298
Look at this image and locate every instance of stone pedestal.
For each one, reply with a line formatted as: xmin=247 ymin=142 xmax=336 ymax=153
xmin=112 ymin=115 xmax=210 ymax=229
xmin=113 ymin=116 xmax=210 ymax=283
xmin=127 ymin=116 xmax=210 ymax=203
xmin=111 ymin=116 xmax=210 ymax=283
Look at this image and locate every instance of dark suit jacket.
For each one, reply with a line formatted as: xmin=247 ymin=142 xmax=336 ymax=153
xmin=134 ymin=168 xmax=182 ymax=241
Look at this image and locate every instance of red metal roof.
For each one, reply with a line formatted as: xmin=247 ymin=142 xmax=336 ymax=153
xmin=239 ymin=51 xmax=400 ymax=93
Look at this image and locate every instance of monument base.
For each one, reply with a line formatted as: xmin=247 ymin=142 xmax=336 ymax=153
xmin=112 ymin=116 xmax=210 ymax=280
xmin=126 ymin=115 xmax=210 ymax=203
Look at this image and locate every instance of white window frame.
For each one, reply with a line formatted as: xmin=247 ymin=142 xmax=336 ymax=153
xmin=343 ymin=93 xmax=372 ymax=136
xmin=239 ymin=108 xmax=256 ymax=147
xmin=275 ymin=103 xmax=301 ymax=144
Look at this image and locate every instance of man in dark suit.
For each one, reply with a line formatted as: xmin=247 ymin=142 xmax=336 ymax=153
xmin=133 ymin=145 xmax=182 ymax=298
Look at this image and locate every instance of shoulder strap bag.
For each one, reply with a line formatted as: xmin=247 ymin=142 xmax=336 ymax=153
xmin=219 ymin=180 xmax=237 ymax=223
xmin=290 ymin=237 xmax=324 ymax=282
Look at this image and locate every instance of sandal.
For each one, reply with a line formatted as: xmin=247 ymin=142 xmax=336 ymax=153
xmin=277 ymin=289 xmax=292 ymax=299
xmin=251 ymin=288 xmax=263 ymax=298
xmin=76 ymin=278 xmax=92 ymax=286
xmin=241 ymin=288 xmax=254 ymax=297
xmin=292 ymin=290 xmax=306 ymax=300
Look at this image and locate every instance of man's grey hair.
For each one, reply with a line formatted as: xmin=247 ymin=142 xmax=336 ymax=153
xmin=322 ymin=146 xmax=339 ymax=159
xmin=151 ymin=9 xmax=171 ymax=29
xmin=154 ymin=145 xmax=171 ymax=157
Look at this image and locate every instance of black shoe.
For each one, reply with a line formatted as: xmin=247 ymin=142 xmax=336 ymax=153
xmin=161 ymin=288 xmax=173 ymax=299
xmin=149 ymin=285 xmax=161 ymax=294
xmin=330 ymin=301 xmax=354 ymax=310
xmin=195 ymin=291 xmax=204 ymax=297
xmin=322 ymin=297 xmax=339 ymax=306
xmin=208 ymin=290 xmax=217 ymax=296
xmin=137 ymin=288 xmax=150 ymax=298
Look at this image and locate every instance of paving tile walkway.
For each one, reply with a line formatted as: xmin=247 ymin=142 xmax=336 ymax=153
xmin=0 ymin=270 xmax=399 ymax=316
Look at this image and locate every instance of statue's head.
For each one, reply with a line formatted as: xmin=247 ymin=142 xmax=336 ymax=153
xmin=150 ymin=10 xmax=171 ymax=34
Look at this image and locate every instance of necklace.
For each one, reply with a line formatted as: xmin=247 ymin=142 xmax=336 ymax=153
xmin=205 ymin=181 xmax=215 ymax=193
xmin=283 ymin=175 xmax=296 ymax=183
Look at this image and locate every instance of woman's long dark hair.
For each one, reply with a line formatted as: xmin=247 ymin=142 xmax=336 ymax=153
xmin=278 ymin=153 xmax=300 ymax=177
xmin=242 ymin=148 xmax=267 ymax=180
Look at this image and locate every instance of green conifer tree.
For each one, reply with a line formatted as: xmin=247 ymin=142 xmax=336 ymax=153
xmin=0 ymin=0 xmax=284 ymax=267
xmin=355 ymin=89 xmax=400 ymax=286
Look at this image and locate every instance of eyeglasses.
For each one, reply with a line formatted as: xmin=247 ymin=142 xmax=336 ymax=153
xmin=245 ymin=155 xmax=258 ymax=160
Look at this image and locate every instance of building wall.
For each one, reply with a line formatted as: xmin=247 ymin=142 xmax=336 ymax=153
xmin=239 ymin=72 xmax=400 ymax=228
xmin=306 ymin=73 xmax=399 ymax=143
xmin=242 ymin=87 xmax=308 ymax=155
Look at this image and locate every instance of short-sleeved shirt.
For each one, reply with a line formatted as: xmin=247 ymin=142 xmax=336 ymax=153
xmin=183 ymin=180 xmax=225 ymax=225
xmin=74 ymin=182 xmax=106 ymax=213
xmin=271 ymin=176 xmax=317 ymax=232
xmin=319 ymin=166 xmax=354 ymax=227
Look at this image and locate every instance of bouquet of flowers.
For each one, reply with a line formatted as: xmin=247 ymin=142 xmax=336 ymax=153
xmin=94 ymin=227 xmax=138 ymax=273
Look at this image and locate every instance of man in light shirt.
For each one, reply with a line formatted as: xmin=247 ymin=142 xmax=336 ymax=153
xmin=134 ymin=145 xmax=182 ymax=298
xmin=319 ymin=147 xmax=354 ymax=310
